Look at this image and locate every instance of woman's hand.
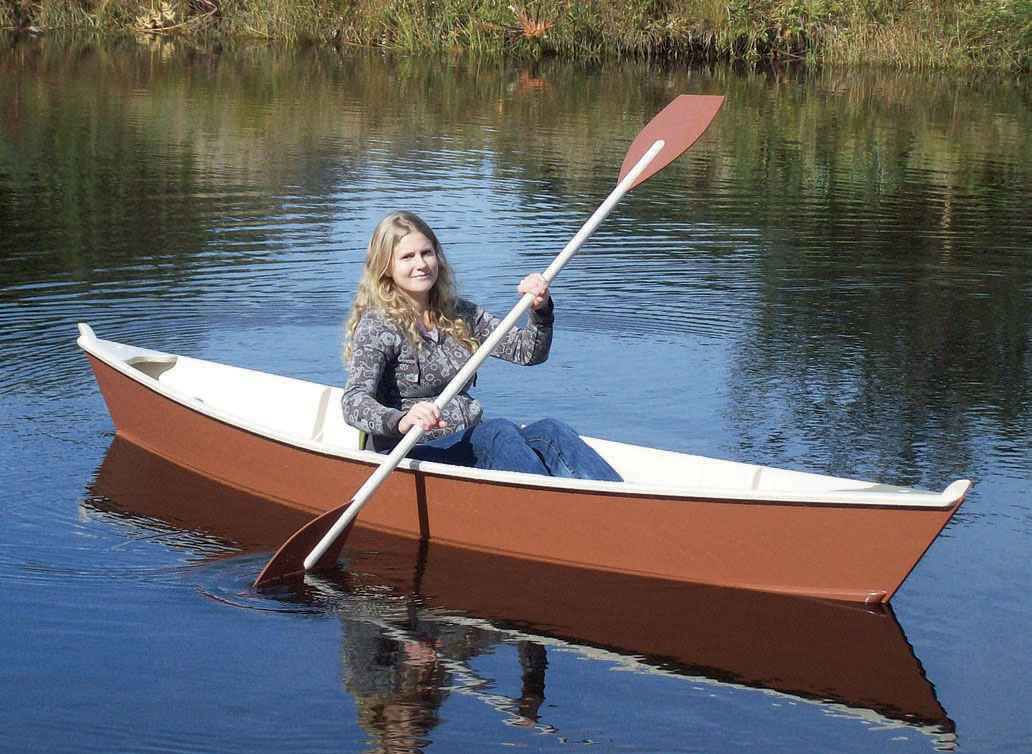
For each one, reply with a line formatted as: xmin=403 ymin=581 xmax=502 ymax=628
xmin=399 ymin=401 xmax=447 ymax=434
xmin=518 ymin=273 xmax=551 ymax=311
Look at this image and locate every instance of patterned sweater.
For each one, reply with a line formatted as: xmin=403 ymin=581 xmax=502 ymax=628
xmin=341 ymin=297 xmax=554 ymax=450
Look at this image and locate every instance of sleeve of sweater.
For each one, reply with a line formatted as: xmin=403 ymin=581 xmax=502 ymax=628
xmin=340 ymin=312 xmax=407 ymax=438
xmin=462 ymin=297 xmax=554 ymax=366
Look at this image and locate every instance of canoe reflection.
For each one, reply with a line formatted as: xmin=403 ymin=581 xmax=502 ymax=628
xmin=86 ymin=437 xmax=954 ymax=743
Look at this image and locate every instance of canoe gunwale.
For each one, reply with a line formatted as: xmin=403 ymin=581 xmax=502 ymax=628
xmin=76 ymin=323 xmax=971 ymax=512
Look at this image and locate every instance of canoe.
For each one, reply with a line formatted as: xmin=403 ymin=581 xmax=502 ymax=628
xmin=86 ymin=435 xmax=954 ymax=736
xmin=76 ymin=322 xmax=971 ymax=603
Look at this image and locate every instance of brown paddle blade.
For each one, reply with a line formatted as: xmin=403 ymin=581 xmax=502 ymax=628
xmin=618 ymin=94 xmax=724 ymax=190
xmin=253 ymin=501 xmax=354 ymax=588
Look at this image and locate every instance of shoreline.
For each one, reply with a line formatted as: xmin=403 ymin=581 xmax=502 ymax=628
xmin=2 ymin=0 xmax=1030 ymax=71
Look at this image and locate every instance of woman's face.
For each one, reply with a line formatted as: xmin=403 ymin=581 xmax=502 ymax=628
xmin=388 ymin=231 xmax=439 ymax=307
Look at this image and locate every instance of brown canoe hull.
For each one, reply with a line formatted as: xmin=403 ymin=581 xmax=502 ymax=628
xmin=86 ymin=353 xmax=962 ymax=603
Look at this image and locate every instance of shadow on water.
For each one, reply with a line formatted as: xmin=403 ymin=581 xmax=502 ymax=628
xmin=84 ymin=437 xmax=955 ymax=747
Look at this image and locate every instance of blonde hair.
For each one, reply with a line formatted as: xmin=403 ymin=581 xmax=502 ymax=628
xmin=344 ymin=211 xmax=478 ymax=359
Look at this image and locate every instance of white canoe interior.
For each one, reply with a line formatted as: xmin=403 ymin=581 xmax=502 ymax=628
xmin=77 ymin=323 xmax=970 ymax=508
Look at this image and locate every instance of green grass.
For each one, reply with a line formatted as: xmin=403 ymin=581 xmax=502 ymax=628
xmin=3 ymin=0 xmax=1030 ymax=70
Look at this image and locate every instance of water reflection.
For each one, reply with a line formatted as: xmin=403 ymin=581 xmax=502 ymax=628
xmin=86 ymin=437 xmax=955 ymax=748
xmin=3 ymin=41 xmax=1029 ymax=483
xmin=331 ymin=581 xmax=553 ymax=750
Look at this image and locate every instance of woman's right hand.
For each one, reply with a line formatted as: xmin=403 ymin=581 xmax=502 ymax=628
xmin=399 ymin=401 xmax=447 ymax=434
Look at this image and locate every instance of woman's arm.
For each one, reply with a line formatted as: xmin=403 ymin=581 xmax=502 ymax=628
xmin=461 ymin=274 xmax=554 ymax=366
xmin=463 ymin=301 xmax=553 ymax=366
xmin=341 ymin=314 xmax=408 ymax=438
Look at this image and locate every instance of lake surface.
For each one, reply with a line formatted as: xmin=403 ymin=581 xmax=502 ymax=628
xmin=2 ymin=36 xmax=1030 ymax=753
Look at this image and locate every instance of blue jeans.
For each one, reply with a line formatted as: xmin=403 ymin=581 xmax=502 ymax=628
xmin=405 ymin=418 xmax=622 ymax=482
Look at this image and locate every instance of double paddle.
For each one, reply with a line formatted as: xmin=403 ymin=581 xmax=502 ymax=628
xmin=254 ymin=94 xmax=724 ymax=588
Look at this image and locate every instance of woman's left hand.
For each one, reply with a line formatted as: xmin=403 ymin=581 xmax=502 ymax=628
xmin=518 ymin=273 xmax=551 ymax=311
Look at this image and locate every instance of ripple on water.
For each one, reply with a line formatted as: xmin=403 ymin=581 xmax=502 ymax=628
xmin=189 ymin=553 xmax=337 ymax=615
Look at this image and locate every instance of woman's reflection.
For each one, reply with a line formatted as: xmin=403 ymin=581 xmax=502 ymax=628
xmin=339 ymin=599 xmax=550 ymax=752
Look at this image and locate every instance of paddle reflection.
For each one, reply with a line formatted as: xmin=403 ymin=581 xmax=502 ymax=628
xmin=85 ymin=437 xmax=955 ymax=748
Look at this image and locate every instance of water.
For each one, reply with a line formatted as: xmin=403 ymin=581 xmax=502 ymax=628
xmin=2 ymin=37 xmax=1031 ymax=753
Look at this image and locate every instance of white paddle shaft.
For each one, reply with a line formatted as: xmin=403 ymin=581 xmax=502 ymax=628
xmin=303 ymin=138 xmax=666 ymax=570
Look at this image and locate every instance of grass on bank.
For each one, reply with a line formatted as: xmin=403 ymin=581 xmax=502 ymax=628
xmin=2 ymin=0 xmax=1031 ymax=70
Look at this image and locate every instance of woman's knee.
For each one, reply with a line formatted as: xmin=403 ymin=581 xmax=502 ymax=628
xmin=469 ymin=418 xmax=549 ymax=474
xmin=523 ymin=417 xmax=577 ymax=442
xmin=476 ymin=418 xmax=524 ymax=444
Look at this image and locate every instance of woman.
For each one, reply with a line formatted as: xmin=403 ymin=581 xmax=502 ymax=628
xmin=341 ymin=211 xmax=621 ymax=482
